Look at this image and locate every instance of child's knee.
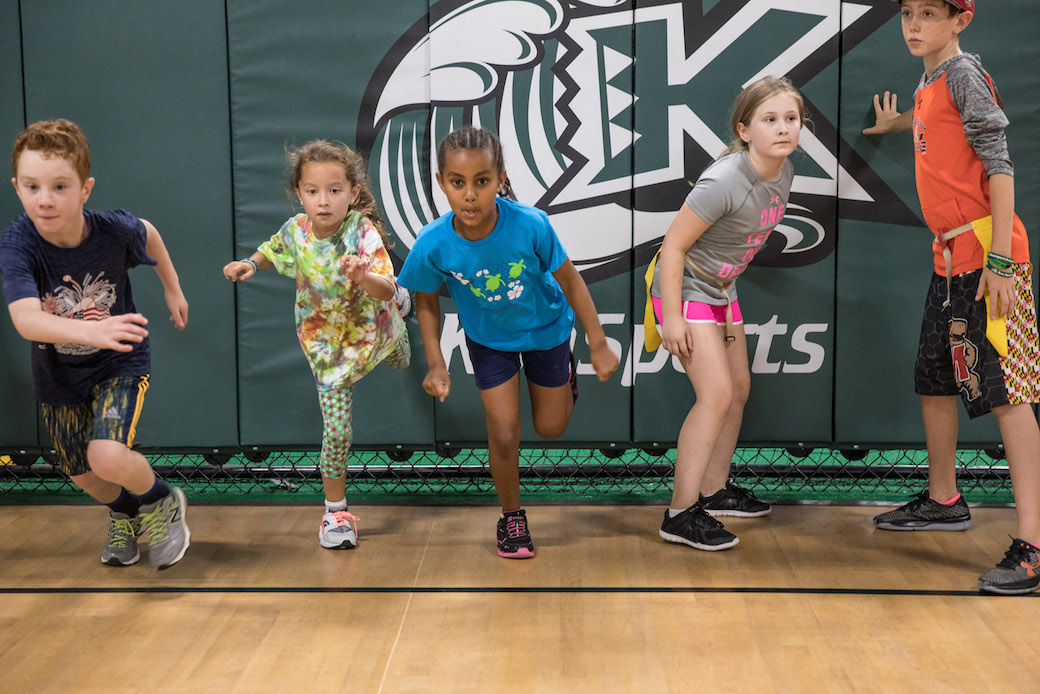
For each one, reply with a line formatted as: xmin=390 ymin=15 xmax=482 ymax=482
xmin=487 ymin=420 xmax=522 ymax=450
xmin=86 ymin=439 xmax=132 ymax=477
xmin=731 ymin=378 xmax=751 ymax=409
xmin=698 ymin=382 xmax=736 ymax=413
xmin=533 ymin=412 xmax=569 ymax=440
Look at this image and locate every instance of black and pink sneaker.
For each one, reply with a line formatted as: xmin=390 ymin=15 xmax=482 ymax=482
xmin=497 ymin=509 xmax=535 ymax=559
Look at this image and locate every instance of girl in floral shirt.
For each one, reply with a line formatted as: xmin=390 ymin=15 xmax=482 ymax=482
xmin=223 ymin=140 xmax=410 ymax=550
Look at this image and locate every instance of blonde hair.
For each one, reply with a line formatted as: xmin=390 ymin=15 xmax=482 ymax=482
xmin=286 ymin=139 xmax=390 ymax=244
xmin=723 ymin=76 xmax=809 ymax=157
xmin=12 ymin=119 xmax=91 ymax=183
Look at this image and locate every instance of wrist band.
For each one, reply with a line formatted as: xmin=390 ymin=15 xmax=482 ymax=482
xmin=987 ymin=252 xmax=1013 ymax=269
xmin=241 ymin=257 xmax=259 ymax=272
xmin=985 ymin=261 xmax=1014 ymax=278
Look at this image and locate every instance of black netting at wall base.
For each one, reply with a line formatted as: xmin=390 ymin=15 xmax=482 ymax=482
xmin=0 ymin=448 xmax=1014 ymax=504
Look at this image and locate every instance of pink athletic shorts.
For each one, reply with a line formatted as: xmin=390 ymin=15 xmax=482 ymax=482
xmin=651 ymin=296 xmax=743 ymax=326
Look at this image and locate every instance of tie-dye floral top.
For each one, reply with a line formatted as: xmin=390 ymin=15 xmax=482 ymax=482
xmin=259 ymin=211 xmax=406 ymax=390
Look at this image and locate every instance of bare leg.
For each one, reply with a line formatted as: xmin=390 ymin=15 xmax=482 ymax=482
xmin=528 ymin=379 xmax=573 ymax=440
xmin=671 ymin=323 xmax=736 ymax=509
xmin=69 ymin=470 xmax=124 ymax=504
xmin=322 ymin=474 xmax=347 ymax=504
xmin=994 ymin=403 xmax=1040 ymax=545
xmin=86 ymin=440 xmax=158 ymax=495
xmin=479 ymin=374 xmax=523 ymax=512
xmin=699 ymin=326 xmax=751 ymax=495
xmin=920 ymin=395 xmax=960 ymax=501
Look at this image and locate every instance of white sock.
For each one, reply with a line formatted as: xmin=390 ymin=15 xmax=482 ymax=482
xmin=325 ymin=498 xmax=347 ymax=512
xmin=668 ymin=508 xmax=686 ymax=518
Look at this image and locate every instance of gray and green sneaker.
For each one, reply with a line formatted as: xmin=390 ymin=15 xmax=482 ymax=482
xmin=101 ymin=511 xmax=141 ymax=566
xmin=138 ymin=486 xmax=191 ymax=569
xmin=977 ymin=539 xmax=1040 ymax=595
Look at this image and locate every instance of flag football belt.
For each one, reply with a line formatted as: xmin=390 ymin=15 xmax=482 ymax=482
xmin=936 ymin=216 xmax=1007 ymax=357
xmin=643 ymin=251 xmax=736 ymax=352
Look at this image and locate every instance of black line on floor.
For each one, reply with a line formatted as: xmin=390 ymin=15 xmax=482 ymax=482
xmin=1 ymin=586 xmax=1034 ymax=597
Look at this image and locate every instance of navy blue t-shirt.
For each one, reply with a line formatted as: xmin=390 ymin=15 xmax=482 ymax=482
xmin=0 ymin=209 xmax=156 ymax=405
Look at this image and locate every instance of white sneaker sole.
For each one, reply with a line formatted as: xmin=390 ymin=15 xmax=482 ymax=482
xmin=101 ymin=549 xmax=141 ymax=567
xmin=659 ymin=529 xmax=739 ymax=551
xmin=874 ymin=519 xmax=971 ymax=531
xmin=319 ymin=535 xmax=358 ymax=550
xmin=704 ymin=507 xmax=772 ymax=518
xmin=156 ymin=487 xmax=191 ymax=570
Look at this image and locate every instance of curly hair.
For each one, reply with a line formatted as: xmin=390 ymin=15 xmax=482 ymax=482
xmin=286 ymin=139 xmax=389 ymax=244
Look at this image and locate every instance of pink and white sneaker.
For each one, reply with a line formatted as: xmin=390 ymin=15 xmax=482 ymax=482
xmin=319 ymin=509 xmax=360 ymax=549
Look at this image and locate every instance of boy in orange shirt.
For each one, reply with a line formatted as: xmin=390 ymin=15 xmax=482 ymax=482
xmin=865 ymin=0 xmax=1040 ymax=594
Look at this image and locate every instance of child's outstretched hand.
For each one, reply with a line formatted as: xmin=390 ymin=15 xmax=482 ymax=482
xmin=589 ymin=341 xmax=619 ymax=382
xmin=223 ymin=260 xmax=255 ymax=282
xmin=343 ymin=255 xmax=369 ymax=284
xmin=863 ymin=91 xmax=905 ymax=135
xmin=423 ymin=365 xmax=451 ymax=402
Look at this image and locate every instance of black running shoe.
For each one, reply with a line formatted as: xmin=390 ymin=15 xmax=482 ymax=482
xmin=700 ymin=482 xmax=771 ymax=518
xmin=873 ymin=491 xmax=971 ymax=531
xmin=497 ymin=509 xmax=535 ymax=559
xmin=977 ymin=538 xmax=1040 ymax=595
xmin=659 ymin=504 xmax=739 ymax=551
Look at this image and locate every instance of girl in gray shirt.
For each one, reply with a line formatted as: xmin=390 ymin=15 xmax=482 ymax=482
xmin=650 ymin=76 xmax=804 ymax=552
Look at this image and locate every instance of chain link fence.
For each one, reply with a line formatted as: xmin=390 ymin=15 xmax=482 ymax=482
xmin=0 ymin=446 xmax=1013 ymax=505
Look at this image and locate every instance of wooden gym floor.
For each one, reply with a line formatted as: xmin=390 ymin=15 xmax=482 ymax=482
xmin=1 ymin=503 xmax=1038 ymax=693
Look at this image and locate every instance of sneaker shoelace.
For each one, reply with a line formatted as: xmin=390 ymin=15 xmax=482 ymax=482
xmin=328 ymin=510 xmax=360 ymax=533
xmin=692 ymin=507 xmax=725 ymax=530
xmin=139 ymin=504 xmax=170 ymax=544
xmin=726 ymin=482 xmax=752 ymax=498
xmin=996 ymin=540 xmax=1037 ymax=570
xmin=902 ymin=490 xmax=931 ymax=512
xmin=107 ymin=517 xmax=136 ymax=548
xmin=702 ymin=513 xmax=726 ymax=530
xmin=505 ymin=515 xmax=528 ymax=540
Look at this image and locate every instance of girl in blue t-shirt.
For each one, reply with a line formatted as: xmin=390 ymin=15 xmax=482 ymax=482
xmin=397 ymin=126 xmax=618 ymax=559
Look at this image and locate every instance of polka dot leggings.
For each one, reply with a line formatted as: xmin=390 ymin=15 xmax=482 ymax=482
xmin=318 ymin=387 xmax=355 ymax=479
xmin=316 ymin=331 xmax=411 ymax=478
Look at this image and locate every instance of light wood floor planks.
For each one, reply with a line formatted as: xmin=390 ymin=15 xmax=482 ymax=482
xmin=1 ymin=503 xmax=1037 ymax=693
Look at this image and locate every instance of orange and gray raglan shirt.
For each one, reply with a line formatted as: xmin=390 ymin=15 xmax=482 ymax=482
xmin=912 ymin=52 xmax=1029 ymax=276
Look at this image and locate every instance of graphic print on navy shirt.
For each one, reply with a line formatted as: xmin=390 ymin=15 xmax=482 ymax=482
xmin=41 ymin=270 xmax=119 ymax=356
xmin=0 ymin=209 xmax=156 ymax=404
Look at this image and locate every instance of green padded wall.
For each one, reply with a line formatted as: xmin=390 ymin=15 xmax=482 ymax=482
xmin=2 ymin=1 xmax=1038 ymax=452
xmin=0 ymin=1 xmax=36 ymax=449
xmin=17 ymin=1 xmax=237 ymax=447
xmin=227 ymin=0 xmax=433 ymax=446
xmin=631 ymin=3 xmax=836 ymax=444
xmin=835 ymin=4 xmax=1040 ymax=444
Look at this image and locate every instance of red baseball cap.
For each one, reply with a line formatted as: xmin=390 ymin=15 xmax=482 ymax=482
xmin=893 ymin=0 xmax=974 ymax=10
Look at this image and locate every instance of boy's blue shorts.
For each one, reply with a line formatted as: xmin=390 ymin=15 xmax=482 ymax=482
xmin=465 ymin=336 xmax=572 ymax=391
xmin=41 ymin=375 xmax=150 ymax=476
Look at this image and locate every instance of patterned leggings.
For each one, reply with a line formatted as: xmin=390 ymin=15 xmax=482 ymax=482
xmin=317 ymin=332 xmax=411 ymax=478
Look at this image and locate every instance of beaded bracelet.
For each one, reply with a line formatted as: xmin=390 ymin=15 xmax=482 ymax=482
xmin=241 ymin=257 xmax=259 ymax=272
